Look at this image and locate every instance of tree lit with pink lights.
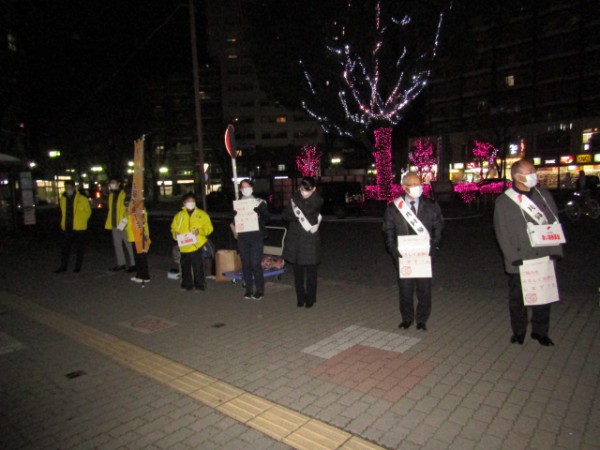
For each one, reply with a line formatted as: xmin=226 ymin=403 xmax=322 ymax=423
xmin=303 ymin=0 xmax=447 ymax=200
xmin=296 ymin=145 xmax=321 ymax=177
xmin=472 ymin=140 xmax=498 ymax=179
xmin=409 ymin=137 xmax=436 ymax=180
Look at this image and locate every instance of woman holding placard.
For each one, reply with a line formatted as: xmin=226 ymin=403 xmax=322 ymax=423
xmin=171 ymin=193 xmax=214 ymax=292
xmin=233 ymin=179 xmax=270 ymax=300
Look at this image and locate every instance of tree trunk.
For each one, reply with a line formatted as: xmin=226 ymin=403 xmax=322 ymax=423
xmin=373 ymin=127 xmax=393 ymax=200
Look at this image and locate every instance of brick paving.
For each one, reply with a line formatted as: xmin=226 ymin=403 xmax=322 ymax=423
xmin=0 ymin=212 xmax=599 ymax=449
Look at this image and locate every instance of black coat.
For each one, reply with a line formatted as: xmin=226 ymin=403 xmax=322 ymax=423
xmin=282 ymin=191 xmax=324 ymax=265
xmin=382 ymin=195 xmax=444 ymax=258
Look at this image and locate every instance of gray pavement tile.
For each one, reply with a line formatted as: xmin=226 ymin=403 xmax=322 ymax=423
xmin=2 ymin=218 xmax=600 ymax=450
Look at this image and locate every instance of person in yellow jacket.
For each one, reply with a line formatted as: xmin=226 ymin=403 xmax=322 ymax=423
xmin=55 ymin=180 xmax=92 ymax=273
xmin=171 ymin=193 xmax=213 ymax=291
xmin=105 ymin=177 xmax=135 ymax=272
xmin=126 ymin=209 xmax=150 ymax=283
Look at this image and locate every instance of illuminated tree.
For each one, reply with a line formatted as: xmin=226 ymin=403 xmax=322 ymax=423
xmin=472 ymin=140 xmax=498 ymax=180
xmin=409 ymin=137 xmax=436 ymax=179
xmin=296 ymin=145 xmax=321 ymax=177
xmin=303 ymin=0 xmax=447 ymax=199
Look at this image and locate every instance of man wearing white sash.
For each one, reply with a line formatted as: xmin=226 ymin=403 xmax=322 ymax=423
xmin=494 ymin=159 xmax=564 ymax=346
xmin=383 ymin=172 xmax=444 ymax=331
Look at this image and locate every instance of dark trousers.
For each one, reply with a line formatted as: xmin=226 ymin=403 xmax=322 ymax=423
xmin=59 ymin=230 xmax=86 ymax=271
xmin=508 ymin=273 xmax=551 ymax=336
xmin=293 ymin=264 xmax=318 ymax=305
xmin=180 ymin=250 xmax=204 ymax=290
xmin=133 ymin=246 xmax=150 ymax=280
xmin=238 ymin=236 xmax=264 ymax=293
xmin=398 ymin=277 xmax=432 ymax=324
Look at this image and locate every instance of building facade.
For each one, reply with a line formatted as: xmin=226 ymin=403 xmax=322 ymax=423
xmin=424 ymin=0 xmax=600 ymax=188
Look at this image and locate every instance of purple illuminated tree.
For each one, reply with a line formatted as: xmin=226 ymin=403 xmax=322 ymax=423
xmin=303 ymin=0 xmax=447 ymax=200
xmin=472 ymin=140 xmax=498 ymax=180
xmin=409 ymin=137 xmax=436 ymax=179
xmin=296 ymin=144 xmax=322 ymax=177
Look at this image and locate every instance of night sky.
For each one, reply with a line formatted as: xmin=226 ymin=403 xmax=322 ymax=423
xmin=22 ymin=1 xmax=196 ymax=149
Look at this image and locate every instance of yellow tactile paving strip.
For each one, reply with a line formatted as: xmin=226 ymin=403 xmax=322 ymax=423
xmin=3 ymin=296 xmax=385 ymax=450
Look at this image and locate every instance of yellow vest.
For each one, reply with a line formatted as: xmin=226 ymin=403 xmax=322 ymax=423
xmin=60 ymin=192 xmax=92 ymax=231
xmin=171 ymin=208 xmax=213 ymax=253
xmin=105 ymin=190 xmax=127 ymax=230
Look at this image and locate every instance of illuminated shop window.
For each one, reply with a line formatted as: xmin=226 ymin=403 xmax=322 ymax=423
xmin=505 ymin=75 xmax=515 ymax=87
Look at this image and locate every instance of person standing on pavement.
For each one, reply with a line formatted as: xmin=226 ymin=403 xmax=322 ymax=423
xmin=105 ymin=177 xmax=136 ymax=273
xmin=55 ymin=180 xmax=92 ymax=273
xmin=282 ymin=177 xmax=324 ymax=308
xmin=382 ymin=172 xmax=444 ymax=331
xmin=171 ymin=193 xmax=213 ymax=292
xmin=494 ymin=159 xmax=564 ymax=346
xmin=233 ymin=179 xmax=270 ymax=300
xmin=126 ymin=208 xmax=151 ymax=284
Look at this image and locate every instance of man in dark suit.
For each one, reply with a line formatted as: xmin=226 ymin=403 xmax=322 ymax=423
xmin=383 ymin=172 xmax=444 ymax=330
xmin=494 ymin=159 xmax=563 ymax=346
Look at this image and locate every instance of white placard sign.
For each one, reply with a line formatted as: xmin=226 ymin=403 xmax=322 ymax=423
xmin=233 ymin=199 xmax=260 ymax=233
xmin=177 ymin=232 xmax=197 ymax=248
xmin=397 ymin=235 xmax=432 ymax=278
xmin=519 ymin=256 xmax=559 ymax=305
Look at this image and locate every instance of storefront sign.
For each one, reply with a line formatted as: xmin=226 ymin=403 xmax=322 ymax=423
xmin=560 ymin=155 xmax=574 ymax=164
xmin=576 ymin=154 xmax=592 ymax=163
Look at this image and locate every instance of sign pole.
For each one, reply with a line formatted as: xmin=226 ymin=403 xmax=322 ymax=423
xmin=224 ymin=124 xmax=239 ymax=200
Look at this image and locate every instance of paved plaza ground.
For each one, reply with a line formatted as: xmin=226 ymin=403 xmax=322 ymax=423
xmin=0 ymin=207 xmax=598 ymax=449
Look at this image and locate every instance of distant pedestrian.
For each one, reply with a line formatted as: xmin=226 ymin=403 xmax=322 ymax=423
xmin=232 ymin=179 xmax=270 ymax=300
xmin=577 ymin=169 xmax=586 ymax=192
xmin=105 ymin=177 xmax=135 ymax=272
xmin=382 ymin=172 xmax=444 ymax=331
xmin=127 ymin=209 xmax=151 ymax=284
xmin=494 ymin=159 xmax=564 ymax=346
xmin=282 ymin=177 xmax=324 ymax=308
xmin=171 ymin=193 xmax=213 ymax=292
xmin=55 ymin=180 xmax=92 ymax=273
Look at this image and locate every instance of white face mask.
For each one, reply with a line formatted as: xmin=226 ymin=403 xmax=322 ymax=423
xmin=241 ymin=187 xmax=253 ymax=197
xmin=300 ymin=189 xmax=312 ymax=199
xmin=521 ymin=173 xmax=538 ymax=189
xmin=407 ymin=186 xmax=423 ymax=199
xmin=109 ymin=183 xmax=118 ymax=191
xmin=65 ymin=188 xmax=75 ymax=196
xmin=184 ymin=201 xmax=196 ymax=210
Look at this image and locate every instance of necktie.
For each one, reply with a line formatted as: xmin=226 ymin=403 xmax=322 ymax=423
xmin=410 ymin=201 xmax=416 ymax=215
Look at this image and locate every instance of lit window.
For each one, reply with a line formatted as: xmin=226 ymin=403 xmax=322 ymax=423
xmin=505 ymin=75 xmax=515 ymax=87
xmin=227 ymin=54 xmax=238 ymax=59
xmin=226 ymin=37 xmax=237 ymax=43
xmin=7 ymin=33 xmax=17 ymax=52
xmin=276 ymin=116 xmax=287 ymax=123
xmin=277 ymin=164 xmax=286 ymax=171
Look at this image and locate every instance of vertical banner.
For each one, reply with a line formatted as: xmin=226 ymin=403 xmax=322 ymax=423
xmin=128 ymin=137 xmax=151 ymax=253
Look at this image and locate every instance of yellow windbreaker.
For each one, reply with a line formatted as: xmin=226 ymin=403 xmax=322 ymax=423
xmin=104 ymin=190 xmax=127 ymax=230
xmin=171 ymin=207 xmax=213 ymax=253
xmin=60 ymin=192 xmax=92 ymax=231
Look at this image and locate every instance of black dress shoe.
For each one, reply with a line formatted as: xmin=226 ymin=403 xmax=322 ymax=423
xmin=305 ymin=302 xmax=314 ymax=308
xmin=126 ymin=266 xmax=137 ymax=273
xmin=398 ymin=321 xmax=412 ymax=329
xmin=54 ymin=267 xmax=67 ymax=274
xmin=416 ymin=322 xmax=427 ymax=331
xmin=531 ymin=333 xmax=555 ymax=346
xmin=510 ymin=334 xmax=525 ymax=344
xmin=297 ymin=302 xmax=305 ymax=307
xmin=110 ymin=265 xmax=126 ymax=272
